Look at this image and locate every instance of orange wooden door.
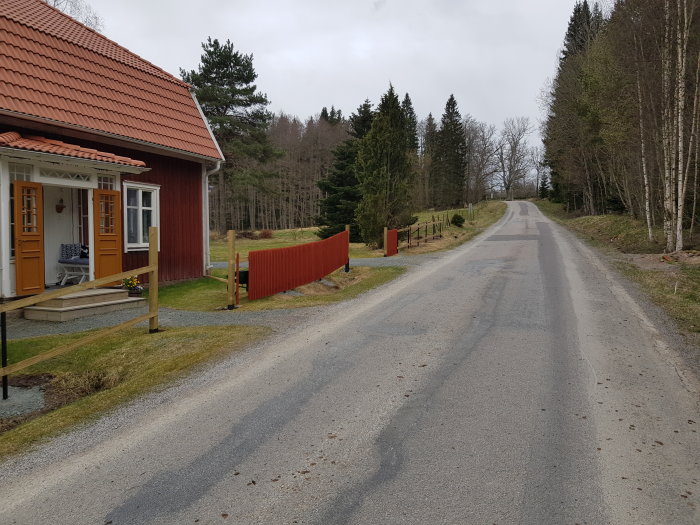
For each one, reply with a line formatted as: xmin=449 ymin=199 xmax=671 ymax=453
xmin=93 ymin=189 xmax=122 ymax=280
xmin=14 ymin=181 xmax=45 ymax=296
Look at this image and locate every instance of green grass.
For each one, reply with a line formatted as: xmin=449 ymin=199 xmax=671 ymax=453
xmin=0 ymin=325 xmax=269 ymax=458
xmin=404 ymin=201 xmax=506 ymax=253
xmin=241 ymin=266 xmax=406 ymax=310
xmin=210 ymin=202 xmax=505 ymax=262
xmin=210 ymin=228 xmax=320 ymax=261
xmin=617 ymin=263 xmax=700 ymax=334
xmin=158 ymin=266 xmax=406 ymax=311
xmin=413 ymin=206 xmax=474 ymax=224
xmin=534 ymin=199 xmax=665 ymax=253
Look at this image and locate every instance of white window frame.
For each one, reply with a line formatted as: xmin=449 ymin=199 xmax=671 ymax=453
xmin=122 ymin=181 xmax=160 ymax=251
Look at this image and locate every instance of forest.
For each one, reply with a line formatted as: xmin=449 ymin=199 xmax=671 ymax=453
xmin=544 ymin=0 xmax=700 ymax=252
xmin=180 ymin=39 xmax=535 ymax=245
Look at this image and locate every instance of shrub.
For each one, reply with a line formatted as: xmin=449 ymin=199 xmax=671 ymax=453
xmin=451 ymin=213 xmax=465 ymax=227
xmin=259 ymin=229 xmax=273 ymax=239
xmin=236 ymin=231 xmax=259 ymax=240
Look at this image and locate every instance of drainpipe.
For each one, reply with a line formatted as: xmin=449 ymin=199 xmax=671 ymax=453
xmin=203 ymin=160 xmax=222 ymax=272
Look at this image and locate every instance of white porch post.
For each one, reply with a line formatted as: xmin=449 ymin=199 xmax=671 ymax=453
xmin=0 ymin=158 xmax=10 ymax=297
xmin=87 ymin=188 xmax=95 ymax=281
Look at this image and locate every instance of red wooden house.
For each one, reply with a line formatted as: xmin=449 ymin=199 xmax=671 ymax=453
xmin=0 ymin=0 xmax=223 ymax=298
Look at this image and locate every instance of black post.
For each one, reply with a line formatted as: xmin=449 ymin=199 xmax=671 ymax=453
xmin=2 ymin=312 xmax=8 ymax=400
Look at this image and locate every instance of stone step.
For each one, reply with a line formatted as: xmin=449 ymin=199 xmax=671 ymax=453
xmin=36 ymin=288 xmax=130 ymax=308
xmin=24 ymin=297 xmax=146 ymax=322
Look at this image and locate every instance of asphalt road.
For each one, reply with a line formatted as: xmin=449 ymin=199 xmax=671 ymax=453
xmin=1 ymin=201 xmax=699 ymax=524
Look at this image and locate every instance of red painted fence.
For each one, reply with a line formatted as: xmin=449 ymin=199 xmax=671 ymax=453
xmin=247 ymin=230 xmax=349 ymax=300
xmin=386 ymin=229 xmax=398 ymax=256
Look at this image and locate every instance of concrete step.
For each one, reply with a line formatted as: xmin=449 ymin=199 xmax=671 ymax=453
xmin=24 ymin=297 xmax=146 ymax=322
xmin=36 ymin=288 xmax=129 ymax=308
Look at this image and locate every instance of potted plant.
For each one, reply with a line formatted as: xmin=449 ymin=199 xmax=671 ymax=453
xmin=122 ymin=276 xmax=143 ymax=297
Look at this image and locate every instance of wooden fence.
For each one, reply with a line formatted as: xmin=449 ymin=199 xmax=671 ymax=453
xmin=399 ymin=220 xmax=446 ymax=249
xmin=1 ymin=227 xmax=160 ymax=400
xmin=247 ymin=230 xmax=349 ymax=300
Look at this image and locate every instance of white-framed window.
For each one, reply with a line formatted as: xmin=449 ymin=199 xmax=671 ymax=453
xmin=123 ymin=181 xmax=160 ymax=251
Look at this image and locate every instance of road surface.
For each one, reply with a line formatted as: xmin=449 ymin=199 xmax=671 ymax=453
xmin=1 ymin=201 xmax=698 ymax=524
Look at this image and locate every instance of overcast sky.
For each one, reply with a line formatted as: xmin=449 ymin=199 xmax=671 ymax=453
xmin=88 ymin=0 xmax=576 ymax=140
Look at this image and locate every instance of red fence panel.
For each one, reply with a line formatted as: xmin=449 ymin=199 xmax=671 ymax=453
xmin=386 ymin=229 xmax=398 ymax=256
xmin=248 ymin=230 xmax=349 ymax=300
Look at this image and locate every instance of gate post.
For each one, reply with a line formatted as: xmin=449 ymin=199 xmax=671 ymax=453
xmin=344 ymin=225 xmax=350 ymax=272
xmin=227 ymin=230 xmax=235 ymax=309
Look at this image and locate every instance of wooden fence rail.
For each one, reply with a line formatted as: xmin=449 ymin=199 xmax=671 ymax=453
xmin=1 ymin=227 xmax=160 ymax=400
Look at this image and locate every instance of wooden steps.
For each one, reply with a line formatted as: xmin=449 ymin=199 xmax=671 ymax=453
xmin=23 ymin=288 xmax=145 ymax=322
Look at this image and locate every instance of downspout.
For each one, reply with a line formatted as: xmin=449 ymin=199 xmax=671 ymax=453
xmin=203 ymin=160 xmax=222 ymax=273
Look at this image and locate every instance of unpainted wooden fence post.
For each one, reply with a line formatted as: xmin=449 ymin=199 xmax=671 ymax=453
xmin=383 ymin=227 xmax=388 ymax=257
xmin=235 ymin=252 xmax=240 ymax=306
xmin=148 ymin=226 xmax=159 ymax=333
xmin=227 ymin=230 xmax=235 ymax=309
xmin=1 ymin=312 xmax=7 ymax=400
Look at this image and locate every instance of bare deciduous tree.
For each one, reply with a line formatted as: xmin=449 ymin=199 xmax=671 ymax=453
xmin=44 ymin=0 xmax=104 ymax=32
xmin=497 ymin=117 xmax=532 ymax=199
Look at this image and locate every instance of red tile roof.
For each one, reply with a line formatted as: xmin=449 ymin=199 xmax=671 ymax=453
xmin=0 ymin=130 xmax=146 ymax=167
xmin=0 ymin=0 xmax=223 ymax=161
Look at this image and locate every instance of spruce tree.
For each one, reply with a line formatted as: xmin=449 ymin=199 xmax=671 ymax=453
xmin=432 ymin=94 xmax=467 ymax=208
xmin=349 ymin=100 xmax=374 ymax=138
xmin=401 ymin=93 xmax=419 ymax=152
xmin=356 ymin=85 xmax=415 ymax=246
xmin=316 ymin=101 xmax=375 ymax=241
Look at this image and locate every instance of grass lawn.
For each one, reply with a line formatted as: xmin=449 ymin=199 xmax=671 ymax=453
xmin=0 ymin=325 xmax=269 ymax=458
xmin=157 ymin=266 xmax=406 ymax=312
xmin=399 ymin=201 xmax=506 ymax=254
xmin=211 ymin=201 xmax=507 ymax=261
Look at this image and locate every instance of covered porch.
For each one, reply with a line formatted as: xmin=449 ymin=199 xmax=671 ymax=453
xmin=0 ymin=131 xmax=149 ymax=299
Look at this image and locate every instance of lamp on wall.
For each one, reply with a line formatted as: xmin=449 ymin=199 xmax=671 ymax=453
xmin=56 ymin=198 xmax=66 ymax=213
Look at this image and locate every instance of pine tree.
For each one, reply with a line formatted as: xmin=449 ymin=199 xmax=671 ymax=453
xmin=181 ymin=38 xmax=276 ymax=232
xmin=181 ymin=38 xmax=271 ymax=143
xmin=356 ymin=85 xmax=415 ymax=246
xmin=432 ymin=94 xmax=467 ymax=208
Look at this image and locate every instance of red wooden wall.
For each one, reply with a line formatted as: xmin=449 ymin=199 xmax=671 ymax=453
xmin=120 ymin=152 xmax=203 ymax=283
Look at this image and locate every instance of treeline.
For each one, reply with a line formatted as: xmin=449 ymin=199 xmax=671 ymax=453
xmin=544 ymin=0 xmax=700 ymax=251
xmin=183 ymin=39 xmax=534 ymax=244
